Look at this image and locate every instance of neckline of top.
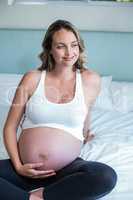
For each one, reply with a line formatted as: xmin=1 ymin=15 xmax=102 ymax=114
xmin=42 ymin=70 xmax=79 ymax=106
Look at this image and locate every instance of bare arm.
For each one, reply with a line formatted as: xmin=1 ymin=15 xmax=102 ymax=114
xmin=3 ymin=71 xmax=57 ymax=178
xmin=3 ymin=72 xmax=34 ymax=171
xmin=82 ymin=70 xmax=101 ymax=144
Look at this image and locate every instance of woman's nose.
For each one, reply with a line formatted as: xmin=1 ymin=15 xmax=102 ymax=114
xmin=65 ymin=47 xmax=71 ymax=56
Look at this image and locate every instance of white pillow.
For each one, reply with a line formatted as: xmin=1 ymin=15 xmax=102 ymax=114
xmin=93 ymin=76 xmax=113 ymax=111
xmin=111 ymin=81 xmax=133 ymax=113
xmin=0 ymin=74 xmax=23 ymax=159
xmin=0 ymin=106 xmax=9 ymax=159
xmin=0 ymin=73 xmax=23 ymax=107
xmin=0 ymin=73 xmax=23 ymax=85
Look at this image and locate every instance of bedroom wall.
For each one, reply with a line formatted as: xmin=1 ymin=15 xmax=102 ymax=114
xmin=0 ymin=29 xmax=133 ymax=81
xmin=0 ymin=0 xmax=133 ymax=81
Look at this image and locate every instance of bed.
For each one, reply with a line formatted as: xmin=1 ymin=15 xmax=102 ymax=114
xmin=0 ymin=73 xmax=133 ymax=200
xmin=80 ymin=109 xmax=133 ymax=200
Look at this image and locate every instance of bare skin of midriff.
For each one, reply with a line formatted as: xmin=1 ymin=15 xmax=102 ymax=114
xmin=18 ymin=127 xmax=82 ymax=172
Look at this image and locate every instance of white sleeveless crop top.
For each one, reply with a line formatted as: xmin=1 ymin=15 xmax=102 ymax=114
xmin=21 ymin=70 xmax=87 ymax=141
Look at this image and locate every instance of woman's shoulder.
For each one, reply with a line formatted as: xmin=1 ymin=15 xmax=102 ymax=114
xmin=23 ymin=69 xmax=41 ymax=78
xmin=19 ymin=69 xmax=42 ymax=95
xmin=81 ymin=68 xmax=101 ymax=102
xmin=21 ymin=69 xmax=41 ymax=83
xmin=81 ymin=68 xmax=101 ymax=86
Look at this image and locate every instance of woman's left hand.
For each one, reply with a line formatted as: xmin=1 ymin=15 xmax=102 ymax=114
xmin=83 ymin=132 xmax=94 ymax=144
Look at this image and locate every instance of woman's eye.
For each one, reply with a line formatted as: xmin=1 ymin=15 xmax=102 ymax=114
xmin=57 ymin=46 xmax=64 ymax=49
xmin=56 ymin=44 xmax=78 ymax=49
xmin=72 ymin=44 xmax=78 ymax=48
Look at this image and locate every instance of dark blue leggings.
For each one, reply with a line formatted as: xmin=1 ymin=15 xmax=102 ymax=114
xmin=0 ymin=157 xmax=117 ymax=200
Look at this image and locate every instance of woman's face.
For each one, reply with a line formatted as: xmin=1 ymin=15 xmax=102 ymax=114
xmin=50 ymin=28 xmax=79 ymax=68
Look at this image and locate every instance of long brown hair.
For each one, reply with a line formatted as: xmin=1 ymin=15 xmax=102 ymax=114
xmin=38 ymin=19 xmax=86 ymax=72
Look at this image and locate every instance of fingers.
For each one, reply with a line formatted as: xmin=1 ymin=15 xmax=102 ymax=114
xmin=31 ymin=169 xmax=55 ymax=175
xmin=32 ymin=171 xmax=56 ymax=179
xmin=28 ymin=162 xmax=44 ymax=169
xmin=26 ymin=163 xmax=56 ymax=178
xmin=89 ymin=134 xmax=95 ymax=139
xmin=30 ymin=169 xmax=56 ymax=179
xmin=83 ymin=133 xmax=95 ymax=144
xmin=87 ymin=133 xmax=94 ymax=139
xmin=22 ymin=162 xmax=56 ymax=178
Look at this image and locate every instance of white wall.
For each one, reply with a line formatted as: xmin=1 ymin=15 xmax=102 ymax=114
xmin=0 ymin=0 xmax=133 ymax=32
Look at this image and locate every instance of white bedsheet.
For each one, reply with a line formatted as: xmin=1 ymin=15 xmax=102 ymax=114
xmin=80 ymin=109 xmax=133 ymax=200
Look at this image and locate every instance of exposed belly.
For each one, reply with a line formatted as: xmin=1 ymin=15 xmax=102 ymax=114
xmin=18 ymin=127 xmax=82 ymax=171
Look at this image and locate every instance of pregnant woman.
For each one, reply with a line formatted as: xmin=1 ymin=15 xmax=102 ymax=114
xmin=0 ymin=20 xmax=117 ymax=200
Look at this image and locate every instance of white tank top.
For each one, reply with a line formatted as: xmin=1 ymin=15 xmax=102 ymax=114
xmin=21 ymin=70 xmax=87 ymax=141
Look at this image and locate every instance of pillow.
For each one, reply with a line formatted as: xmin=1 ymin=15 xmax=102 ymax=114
xmin=93 ymin=76 xmax=113 ymax=111
xmin=111 ymin=81 xmax=133 ymax=113
xmin=0 ymin=106 xmax=9 ymax=159
xmin=0 ymin=73 xmax=23 ymax=85
xmin=0 ymin=74 xmax=23 ymax=159
xmin=0 ymin=73 xmax=23 ymax=107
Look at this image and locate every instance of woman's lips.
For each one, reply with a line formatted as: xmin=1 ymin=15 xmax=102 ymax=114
xmin=63 ymin=56 xmax=75 ymax=61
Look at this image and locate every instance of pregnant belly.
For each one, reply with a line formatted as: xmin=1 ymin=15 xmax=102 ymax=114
xmin=18 ymin=127 xmax=82 ymax=171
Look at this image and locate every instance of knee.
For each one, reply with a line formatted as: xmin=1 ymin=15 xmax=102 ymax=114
xmin=80 ymin=161 xmax=117 ymax=193
xmin=102 ymin=164 xmax=117 ymax=191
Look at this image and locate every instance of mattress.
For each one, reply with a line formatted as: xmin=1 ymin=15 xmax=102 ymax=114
xmin=80 ymin=109 xmax=133 ymax=200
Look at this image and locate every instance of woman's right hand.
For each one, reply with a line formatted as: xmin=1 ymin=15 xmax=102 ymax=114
xmin=16 ymin=162 xmax=56 ymax=179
